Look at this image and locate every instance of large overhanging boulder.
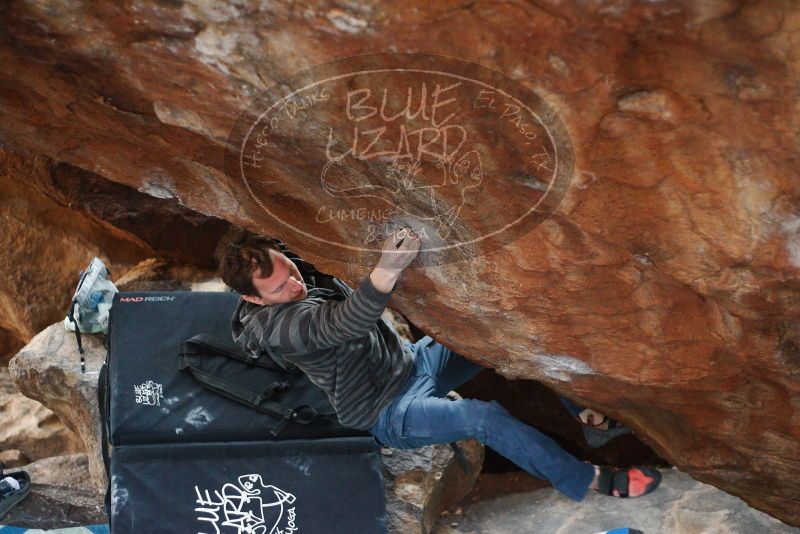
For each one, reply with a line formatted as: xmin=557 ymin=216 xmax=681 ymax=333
xmin=0 ymin=0 xmax=798 ymax=525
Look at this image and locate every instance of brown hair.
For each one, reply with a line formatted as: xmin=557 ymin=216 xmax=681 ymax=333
xmin=215 ymin=226 xmax=282 ymax=296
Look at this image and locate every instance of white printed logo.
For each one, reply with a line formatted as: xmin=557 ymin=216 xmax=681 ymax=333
xmin=194 ymin=474 xmax=298 ymax=534
xmin=133 ymin=380 xmax=164 ymax=406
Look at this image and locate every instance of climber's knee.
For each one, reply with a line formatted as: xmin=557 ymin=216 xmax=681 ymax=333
xmin=460 ymin=399 xmax=510 ymax=443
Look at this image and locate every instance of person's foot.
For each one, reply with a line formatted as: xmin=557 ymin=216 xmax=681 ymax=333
xmin=575 ymin=408 xmax=633 ymax=448
xmin=588 ymin=465 xmax=661 ymax=498
xmin=576 ymin=408 xmax=614 ymax=430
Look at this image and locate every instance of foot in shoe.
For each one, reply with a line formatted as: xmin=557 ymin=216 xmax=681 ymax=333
xmin=576 ymin=408 xmax=612 ymax=430
xmin=589 ymin=465 xmax=661 ymax=498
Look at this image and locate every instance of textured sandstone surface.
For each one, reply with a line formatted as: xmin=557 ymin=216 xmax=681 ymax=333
xmin=0 ymin=363 xmax=85 ymax=464
xmin=0 ymin=147 xmax=238 ymax=363
xmin=0 ymin=0 xmax=798 ymax=525
xmin=381 ymin=438 xmax=484 ymax=534
xmin=9 ymin=324 xmax=108 ymax=494
xmin=0 ymin=449 xmax=28 ymax=469
xmin=433 ymin=469 xmax=800 ymax=534
xmin=0 ymin=391 xmax=85 ymax=463
xmin=22 ymin=453 xmax=94 ymax=489
xmin=0 ymin=151 xmax=149 ymax=364
xmin=1 ymin=483 xmax=108 ymax=530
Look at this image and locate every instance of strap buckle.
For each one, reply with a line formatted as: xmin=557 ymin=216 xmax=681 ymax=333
xmin=292 ymin=406 xmax=317 ymax=424
xmin=253 ymin=381 xmax=289 ymax=406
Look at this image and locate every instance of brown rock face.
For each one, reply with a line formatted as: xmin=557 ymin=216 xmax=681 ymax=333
xmin=0 ymin=151 xmax=149 ymax=363
xmin=0 ymin=365 xmax=81 ymax=466
xmin=0 ymin=392 xmax=84 ymax=462
xmin=0 ymin=0 xmax=798 ymax=525
xmin=0 ymin=146 xmax=234 ymax=362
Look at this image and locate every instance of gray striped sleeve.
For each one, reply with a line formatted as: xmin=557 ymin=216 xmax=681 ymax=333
xmin=268 ymin=275 xmax=394 ymax=355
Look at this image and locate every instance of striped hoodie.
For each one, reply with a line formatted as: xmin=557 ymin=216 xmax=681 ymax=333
xmin=230 ymin=241 xmax=415 ymax=430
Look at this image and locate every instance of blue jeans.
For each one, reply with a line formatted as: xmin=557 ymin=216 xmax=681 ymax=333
xmin=369 ymin=335 xmax=596 ymax=501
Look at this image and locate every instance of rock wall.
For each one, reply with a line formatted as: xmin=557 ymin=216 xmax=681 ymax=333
xmin=0 ymin=0 xmax=798 ymax=525
xmin=0 ymin=151 xmax=149 ymax=363
xmin=0 ymin=147 xmax=235 ymax=363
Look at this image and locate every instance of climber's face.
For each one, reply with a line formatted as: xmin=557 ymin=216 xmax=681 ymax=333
xmin=242 ymin=249 xmax=307 ymax=306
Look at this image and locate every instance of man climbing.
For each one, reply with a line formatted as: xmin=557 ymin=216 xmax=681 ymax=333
xmin=216 ymin=225 xmax=662 ymax=500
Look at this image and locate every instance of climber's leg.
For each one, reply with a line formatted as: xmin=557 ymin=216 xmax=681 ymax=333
xmin=372 ymin=394 xmax=595 ymax=502
xmin=408 ymin=336 xmax=485 ymax=397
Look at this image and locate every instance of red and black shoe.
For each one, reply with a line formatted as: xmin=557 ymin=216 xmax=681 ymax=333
xmin=595 ymin=466 xmax=661 ymax=498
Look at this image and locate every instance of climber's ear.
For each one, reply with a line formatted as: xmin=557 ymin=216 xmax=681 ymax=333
xmin=242 ymin=294 xmax=264 ymax=306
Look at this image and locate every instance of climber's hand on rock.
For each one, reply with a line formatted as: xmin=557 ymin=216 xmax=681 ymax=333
xmin=377 ymin=227 xmax=420 ymax=272
xmin=370 ymin=228 xmax=420 ymax=293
